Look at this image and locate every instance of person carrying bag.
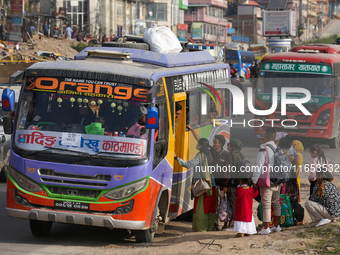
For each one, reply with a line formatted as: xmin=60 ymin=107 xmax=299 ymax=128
xmin=252 ymin=128 xmax=282 ymax=235
xmin=175 ymin=138 xmax=215 ymax=232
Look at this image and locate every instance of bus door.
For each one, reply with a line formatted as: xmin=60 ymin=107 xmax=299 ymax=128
xmin=169 ymin=93 xmax=189 ymax=217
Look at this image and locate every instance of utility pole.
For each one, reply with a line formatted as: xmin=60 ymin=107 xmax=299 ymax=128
xmin=99 ymin=0 xmax=102 ymax=42
xmin=321 ymin=0 xmax=324 ymax=37
xmin=95 ymin=0 xmax=98 ymax=39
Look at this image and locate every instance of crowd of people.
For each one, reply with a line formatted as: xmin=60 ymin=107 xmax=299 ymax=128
xmin=27 ymin=21 xmax=121 ymax=43
xmin=174 ymin=127 xmax=340 ymax=237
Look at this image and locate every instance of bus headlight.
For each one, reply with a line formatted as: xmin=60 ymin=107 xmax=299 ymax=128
xmin=104 ymin=178 xmax=148 ymax=200
xmin=10 ymin=167 xmax=43 ymax=192
xmin=316 ymin=109 xmax=331 ymax=126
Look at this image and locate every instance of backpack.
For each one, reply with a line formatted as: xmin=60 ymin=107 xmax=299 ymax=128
xmin=290 ymin=200 xmax=304 ymax=225
xmin=266 ymin=144 xmax=292 ymax=184
xmin=240 ymin=157 xmax=253 ymax=179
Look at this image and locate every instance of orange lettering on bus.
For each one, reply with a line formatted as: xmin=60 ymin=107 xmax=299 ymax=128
xmin=134 ymin=88 xmax=148 ymax=98
xmin=77 ymin=83 xmax=93 ymax=93
xmin=60 ymin=81 xmax=76 ymax=91
xmin=114 ymin=86 xmax=132 ymax=100
xmin=94 ymin=84 xmax=113 ymax=95
xmin=35 ymin=77 xmax=58 ymax=90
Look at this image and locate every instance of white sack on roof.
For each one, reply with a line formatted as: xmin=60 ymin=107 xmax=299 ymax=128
xmin=143 ymin=24 xmax=182 ymax=54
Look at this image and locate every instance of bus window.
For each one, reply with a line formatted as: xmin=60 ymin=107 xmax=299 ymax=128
xmin=188 ymin=92 xmax=199 ymax=127
xmin=225 ymin=89 xmax=230 ymax=117
xmin=200 ymin=92 xmax=210 ymax=125
xmin=153 ymin=101 xmax=169 ymax=168
xmin=215 ymin=89 xmax=225 ymax=118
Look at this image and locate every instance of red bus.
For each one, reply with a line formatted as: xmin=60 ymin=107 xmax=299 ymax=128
xmin=291 ymin=44 xmax=340 ymax=54
xmin=255 ymin=51 xmax=340 ymax=148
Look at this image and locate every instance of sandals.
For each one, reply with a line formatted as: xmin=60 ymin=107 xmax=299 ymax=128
xmin=236 ymin=233 xmax=244 ymax=237
xmin=212 ymin=223 xmax=220 ymax=231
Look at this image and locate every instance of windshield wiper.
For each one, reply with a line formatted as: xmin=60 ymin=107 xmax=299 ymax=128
xmin=23 ymin=146 xmax=82 ymax=157
xmin=73 ymin=151 xmax=137 ymax=164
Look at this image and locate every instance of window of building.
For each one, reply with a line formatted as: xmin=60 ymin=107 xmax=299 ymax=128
xmin=78 ymin=1 xmax=82 ymax=12
xmin=117 ymin=1 xmax=123 ymax=16
xmin=145 ymin=3 xmax=167 ymax=21
xmin=64 ymin=1 xmax=88 ymax=32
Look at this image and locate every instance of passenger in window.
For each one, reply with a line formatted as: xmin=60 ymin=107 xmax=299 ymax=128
xmin=175 ymin=103 xmax=182 ymax=137
xmin=78 ymin=107 xmax=96 ymax=126
xmin=127 ymin=113 xmax=147 ymax=139
xmin=322 ymin=82 xmax=332 ymax=97
xmin=203 ymin=106 xmax=217 ymax=125
xmin=96 ymin=116 xmax=110 ymax=132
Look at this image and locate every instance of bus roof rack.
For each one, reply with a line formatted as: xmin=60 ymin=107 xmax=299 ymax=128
xmin=86 ymin=49 xmax=133 ymax=60
xmin=292 ymin=44 xmax=340 ymax=54
xmin=297 ymin=49 xmax=320 ymax=53
xmin=75 ymin=47 xmax=216 ymax=67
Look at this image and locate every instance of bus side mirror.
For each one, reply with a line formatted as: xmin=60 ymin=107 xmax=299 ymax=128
xmin=3 ymin=116 xmax=13 ymax=134
xmin=2 ymin=88 xmax=15 ymax=112
xmin=145 ymin=106 xmax=158 ymax=129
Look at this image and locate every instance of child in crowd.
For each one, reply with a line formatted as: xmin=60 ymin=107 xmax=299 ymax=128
xmin=233 ymin=178 xmax=258 ymax=237
xmin=309 ymin=144 xmax=333 ymax=195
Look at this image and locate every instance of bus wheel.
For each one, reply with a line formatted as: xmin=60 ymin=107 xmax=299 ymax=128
xmin=29 ymin=220 xmax=53 ymax=236
xmin=133 ymin=208 xmax=159 ymax=243
xmin=329 ymin=123 xmax=340 ymax=148
xmin=133 ymin=228 xmax=154 ymax=243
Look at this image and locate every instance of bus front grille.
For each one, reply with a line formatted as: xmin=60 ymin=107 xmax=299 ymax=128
xmin=45 ymin=186 xmax=102 ymax=198
xmin=38 ymin=169 xmax=111 ymax=188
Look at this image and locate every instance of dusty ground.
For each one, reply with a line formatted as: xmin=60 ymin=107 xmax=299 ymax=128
xmin=94 ymin=176 xmax=340 ymax=255
xmin=10 ymin=35 xmax=80 ymax=57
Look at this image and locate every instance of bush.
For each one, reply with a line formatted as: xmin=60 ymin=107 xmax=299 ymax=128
xmin=70 ymin=41 xmax=97 ymax=52
xmin=293 ymin=34 xmax=338 ymax=47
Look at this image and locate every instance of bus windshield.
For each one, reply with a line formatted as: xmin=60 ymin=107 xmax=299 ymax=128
xmin=14 ymin=77 xmax=150 ymax=161
xmin=257 ymin=72 xmax=333 ymax=110
xmin=248 ymin=46 xmax=268 ymax=58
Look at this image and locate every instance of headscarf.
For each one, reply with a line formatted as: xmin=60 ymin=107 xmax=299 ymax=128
xmin=293 ymin=140 xmax=304 ymax=153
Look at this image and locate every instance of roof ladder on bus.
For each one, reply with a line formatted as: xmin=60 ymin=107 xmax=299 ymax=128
xmin=85 ymin=49 xmax=133 ymax=60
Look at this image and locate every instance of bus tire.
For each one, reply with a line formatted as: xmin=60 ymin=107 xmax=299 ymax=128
xmin=133 ymin=207 xmax=159 ymax=242
xmin=329 ymin=123 xmax=340 ymax=148
xmin=133 ymin=228 xmax=154 ymax=243
xmin=29 ymin=220 xmax=53 ymax=236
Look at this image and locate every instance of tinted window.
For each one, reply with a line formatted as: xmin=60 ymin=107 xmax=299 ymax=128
xmin=225 ymin=50 xmax=239 ymax=64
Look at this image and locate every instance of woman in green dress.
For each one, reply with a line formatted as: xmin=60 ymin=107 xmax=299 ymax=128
xmin=174 ymin=138 xmax=216 ymax=232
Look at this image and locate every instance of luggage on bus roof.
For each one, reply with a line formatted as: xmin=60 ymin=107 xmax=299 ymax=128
xmin=74 ymin=47 xmax=216 ymax=68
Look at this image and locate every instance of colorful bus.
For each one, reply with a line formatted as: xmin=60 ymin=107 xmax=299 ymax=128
xmin=3 ymin=47 xmax=231 ymax=242
xmin=224 ymin=49 xmax=255 ymax=79
xmin=248 ymin=44 xmax=268 ymax=61
xmin=255 ymin=50 xmax=340 ymax=148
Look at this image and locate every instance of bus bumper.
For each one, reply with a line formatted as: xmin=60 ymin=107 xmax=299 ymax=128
xmin=6 ymin=207 xmax=146 ymax=229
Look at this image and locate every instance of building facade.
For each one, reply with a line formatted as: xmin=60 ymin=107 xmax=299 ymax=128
xmin=184 ymin=0 xmax=228 ymax=44
xmin=53 ymin=0 xmax=185 ymax=39
xmin=232 ymin=1 xmax=265 ymax=45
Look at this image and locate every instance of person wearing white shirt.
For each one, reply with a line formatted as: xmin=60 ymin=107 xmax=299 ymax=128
xmin=253 ymin=127 xmax=282 ymax=235
xmin=66 ymin=26 xmax=73 ymax=40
